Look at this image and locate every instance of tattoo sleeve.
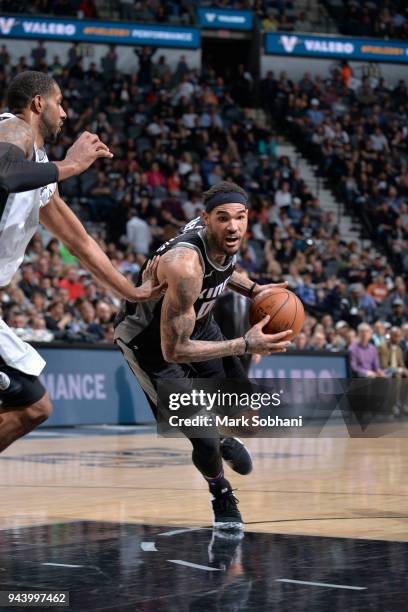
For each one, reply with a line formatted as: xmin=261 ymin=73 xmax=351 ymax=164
xmin=228 ymin=271 xmax=256 ymax=297
xmin=160 ymin=253 xmax=245 ymax=362
xmin=0 ymin=119 xmax=34 ymax=158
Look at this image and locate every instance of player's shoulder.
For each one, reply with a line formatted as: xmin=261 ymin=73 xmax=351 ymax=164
xmin=161 ymin=244 xmax=201 ymax=269
xmin=0 ymin=116 xmax=34 ymax=157
xmin=159 ymin=244 xmax=203 ymax=285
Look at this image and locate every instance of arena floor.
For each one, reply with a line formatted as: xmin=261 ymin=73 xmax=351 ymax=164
xmin=0 ymin=426 xmax=407 ymax=611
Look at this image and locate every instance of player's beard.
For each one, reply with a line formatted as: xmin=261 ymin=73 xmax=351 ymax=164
xmin=206 ymin=227 xmax=242 ymax=258
xmin=39 ymin=108 xmax=62 ymax=143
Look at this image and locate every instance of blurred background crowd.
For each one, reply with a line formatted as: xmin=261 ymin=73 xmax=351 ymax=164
xmin=2 ymin=0 xmax=407 ymax=38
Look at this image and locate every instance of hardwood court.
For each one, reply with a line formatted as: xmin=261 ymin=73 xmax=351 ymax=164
xmin=0 ymin=427 xmax=406 ymax=541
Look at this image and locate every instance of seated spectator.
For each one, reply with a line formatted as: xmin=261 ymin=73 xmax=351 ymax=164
xmin=372 ymin=320 xmax=388 ymax=346
xmin=44 ymin=301 xmax=72 ymax=333
xmin=309 ymin=331 xmax=327 ymax=350
xmin=59 ymin=267 xmax=85 ymax=302
xmin=378 ymin=327 xmax=408 ymax=377
xmin=87 ymin=300 xmax=115 ymax=341
xmin=367 ymin=273 xmax=389 ymax=304
xmin=274 ymin=181 xmax=292 ymax=210
xmin=297 ymin=274 xmax=317 ymax=307
xmin=389 ymin=298 xmax=406 ymax=326
xmin=349 ymin=323 xmax=386 ymax=378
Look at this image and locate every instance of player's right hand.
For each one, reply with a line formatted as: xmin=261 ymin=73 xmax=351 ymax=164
xmin=65 ymin=131 xmax=113 ymax=173
xmin=244 ymin=315 xmax=292 ymax=355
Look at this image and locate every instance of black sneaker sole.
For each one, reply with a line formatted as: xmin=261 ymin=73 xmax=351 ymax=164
xmin=221 ymin=437 xmax=253 ymax=475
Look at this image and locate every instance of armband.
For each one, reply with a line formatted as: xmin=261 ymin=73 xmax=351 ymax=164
xmin=0 ymin=142 xmax=58 ymax=194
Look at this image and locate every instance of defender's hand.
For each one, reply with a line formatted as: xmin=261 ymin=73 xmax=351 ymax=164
xmin=65 ymin=131 xmax=113 ymax=174
xmin=128 ymin=256 xmax=167 ymax=302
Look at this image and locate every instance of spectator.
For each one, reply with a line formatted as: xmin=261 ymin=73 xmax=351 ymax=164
xmin=378 ymin=327 xmax=408 ymax=376
xmin=126 ymin=209 xmax=152 ymax=256
xmin=349 ymin=323 xmax=386 ymax=378
xmin=30 ymin=41 xmax=46 ymax=68
xmin=367 ymin=273 xmax=389 ymax=303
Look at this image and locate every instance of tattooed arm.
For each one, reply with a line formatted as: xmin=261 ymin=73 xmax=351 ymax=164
xmin=228 ymin=270 xmax=288 ymax=298
xmin=159 ymin=248 xmax=292 ymax=363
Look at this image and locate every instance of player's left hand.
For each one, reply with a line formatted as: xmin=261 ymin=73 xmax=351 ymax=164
xmin=131 ymin=256 xmax=167 ymax=302
xmin=251 ymin=281 xmax=288 ymax=298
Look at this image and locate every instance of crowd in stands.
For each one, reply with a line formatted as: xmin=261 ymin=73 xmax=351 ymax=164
xmin=324 ymin=0 xmax=408 ymax=39
xmin=3 ymin=0 xmax=408 ymax=39
xmin=260 ymin=63 xmax=408 ymax=280
xmin=0 ymin=0 xmax=311 ymax=32
xmin=0 ymin=40 xmax=407 ymax=367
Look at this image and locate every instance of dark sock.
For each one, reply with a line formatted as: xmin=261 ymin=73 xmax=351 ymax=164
xmin=204 ymin=470 xmax=231 ymax=497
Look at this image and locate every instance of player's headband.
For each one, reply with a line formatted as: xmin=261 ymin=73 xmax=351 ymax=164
xmin=205 ymin=192 xmax=249 ymax=213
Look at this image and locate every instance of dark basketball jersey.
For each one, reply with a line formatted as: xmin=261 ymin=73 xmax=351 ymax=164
xmin=114 ymin=217 xmax=236 ymax=351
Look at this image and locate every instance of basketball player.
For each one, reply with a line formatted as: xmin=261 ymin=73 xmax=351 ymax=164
xmin=0 ymin=71 xmax=164 ymax=452
xmin=114 ymin=181 xmax=292 ymax=530
xmin=0 ymin=74 xmax=113 ymax=202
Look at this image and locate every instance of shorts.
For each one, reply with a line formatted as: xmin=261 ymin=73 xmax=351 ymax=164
xmin=0 ymin=359 xmax=46 ymax=408
xmin=115 ymin=316 xmax=248 ymax=418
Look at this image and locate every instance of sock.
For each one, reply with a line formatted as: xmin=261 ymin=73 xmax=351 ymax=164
xmin=204 ymin=470 xmax=231 ymax=497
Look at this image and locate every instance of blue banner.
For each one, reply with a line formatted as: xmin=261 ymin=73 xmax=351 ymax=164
xmin=249 ymin=352 xmax=348 ymax=379
xmin=0 ymin=15 xmax=200 ymax=48
xmin=32 ymin=345 xmax=348 ymax=427
xmin=265 ymin=31 xmax=408 ymax=63
xmin=36 ymin=346 xmax=153 ymax=426
xmin=197 ymin=8 xmax=252 ymax=30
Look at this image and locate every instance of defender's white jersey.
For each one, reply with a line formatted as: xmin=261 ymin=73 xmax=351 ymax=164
xmin=0 ymin=113 xmax=56 ymax=376
xmin=0 ymin=113 xmax=56 ymax=287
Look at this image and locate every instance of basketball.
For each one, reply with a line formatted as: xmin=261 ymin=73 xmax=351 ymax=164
xmin=249 ymin=288 xmax=305 ymax=340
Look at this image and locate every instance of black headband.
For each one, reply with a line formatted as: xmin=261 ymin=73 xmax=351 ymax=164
xmin=205 ymin=191 xmax=248 ymax=212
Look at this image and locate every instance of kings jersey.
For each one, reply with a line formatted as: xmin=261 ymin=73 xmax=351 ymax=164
xmin=114 ymin=217 xmax=236 ymax=351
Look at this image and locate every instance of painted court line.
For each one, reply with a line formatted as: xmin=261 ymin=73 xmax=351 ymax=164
xmin=276 ymin=579 xmax=367 ymax=591
xmin=141 ymin=542 xmax=158 ymax=552
xmin=42 ymin=562 xmax=83 ymax=568
xmin=158 ymin=527 xmax=209 ymax=537
xmin=168 ymin=560 xmax=221 ymax=572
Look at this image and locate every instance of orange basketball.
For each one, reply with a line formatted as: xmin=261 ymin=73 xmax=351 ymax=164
xmin=249 ymin=288 xmax=305 ymax=340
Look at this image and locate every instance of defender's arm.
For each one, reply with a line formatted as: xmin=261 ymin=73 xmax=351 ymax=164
xmin=40 ymin=189 xmax=163 ymax=302
xmin=0 ymin=120 xmax=112 ymax=194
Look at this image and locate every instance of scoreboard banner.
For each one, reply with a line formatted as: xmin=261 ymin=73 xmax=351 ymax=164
xmin=197 ymin=8 xmax=253 ymax=30
xmin=265 ymin=31 xmax=408 ymax=63
xmin=0 ymin=15 xmax=200 ymax=48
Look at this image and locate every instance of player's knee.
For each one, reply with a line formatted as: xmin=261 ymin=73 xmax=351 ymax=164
xmin=192 ymin=437 xmax=220 ymax=462
xmin=25 ymin=393 xmax=53 ymax=425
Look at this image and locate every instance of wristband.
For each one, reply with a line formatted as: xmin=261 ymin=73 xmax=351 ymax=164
xmin=248 ymin=282 xmax=256 ymax=298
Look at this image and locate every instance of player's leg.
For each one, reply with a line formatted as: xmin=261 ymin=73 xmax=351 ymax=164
xmin=192 ymin=317 xmax=253 ymax=476
xmin=116 ymin=337 xmax=225 ymax=479
xmin=0 ymin=365 xmax=52 ymax=452
xmin=115 ymin=336 xmax=243 ymax=529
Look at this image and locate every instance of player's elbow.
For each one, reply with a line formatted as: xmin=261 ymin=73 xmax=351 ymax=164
xmin=162 ymin=348 xmax=179 ymax=363
xmin=162 ymin=343 xmax=184 ymax=363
